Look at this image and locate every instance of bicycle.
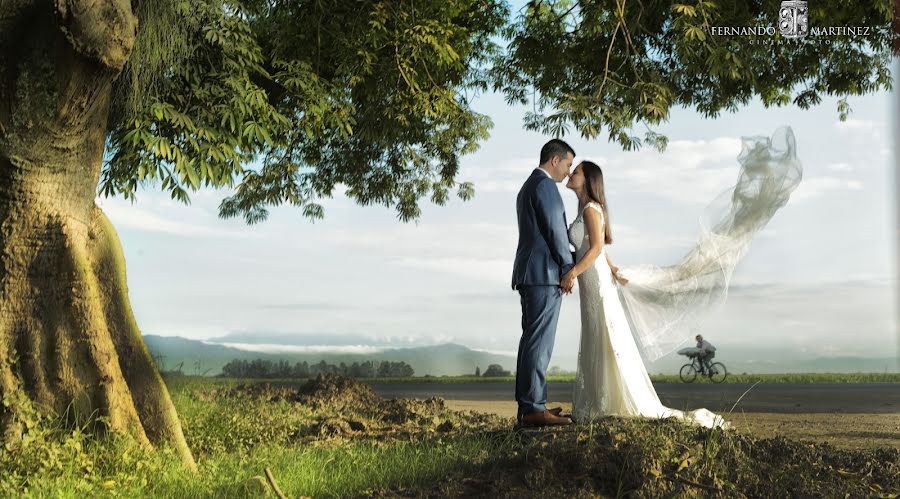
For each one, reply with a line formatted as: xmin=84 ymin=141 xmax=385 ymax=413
xmin=678 ymin=354 xmax=727 ymax=383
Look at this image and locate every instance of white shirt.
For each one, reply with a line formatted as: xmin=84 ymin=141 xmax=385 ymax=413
xmin=535 ymin=167 xmax=553 ymax=179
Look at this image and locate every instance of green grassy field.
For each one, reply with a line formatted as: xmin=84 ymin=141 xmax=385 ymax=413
xmin=648 ymin=372 xmax=900 ymax=384
xmin=2 ymin=375 xmax=897 ymax=497
xmin=207 ymin=372 xmax=900 ymax=384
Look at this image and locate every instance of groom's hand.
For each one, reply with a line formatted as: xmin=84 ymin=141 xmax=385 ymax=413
xmin=560 ymin=271 xmax=576 ymax=294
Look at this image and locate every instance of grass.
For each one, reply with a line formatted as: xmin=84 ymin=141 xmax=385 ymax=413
xmin=2 ymin=375 xmax=898 ymax=497
xmin=2 ymin=376 xmax=517 ymax=498
xmin=215 ymin=372 xmax=900 ymax=384
xmin=648 ymin=372 xmax=900 ymax=384
xmin=4 ymin=430 xmax=514 ymax=498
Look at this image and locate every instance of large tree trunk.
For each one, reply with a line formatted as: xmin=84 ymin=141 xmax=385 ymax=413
xmin=0 ymin=0 xmax=195 ymax=467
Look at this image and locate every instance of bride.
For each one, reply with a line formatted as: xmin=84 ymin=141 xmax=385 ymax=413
xmin=558 ymin=127 xmax=802 ymax=428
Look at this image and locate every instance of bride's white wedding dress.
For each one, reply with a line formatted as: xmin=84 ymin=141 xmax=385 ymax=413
xmin=569 ymin=203 xmax=727 ymax=428
xmin=569 ymin=126 xmax=802 ymax=428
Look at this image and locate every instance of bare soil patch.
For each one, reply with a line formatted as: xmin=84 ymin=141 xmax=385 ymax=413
xmin=444 ymin=400 xmax=900 ymax=451
xmin=219 ymin=375 xmax=506 ymax=444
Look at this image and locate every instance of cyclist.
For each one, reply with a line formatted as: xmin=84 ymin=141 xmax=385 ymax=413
xmin=695 ymin=335 xmax=717 ymax=375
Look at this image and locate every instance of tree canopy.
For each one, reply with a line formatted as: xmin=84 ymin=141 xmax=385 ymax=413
xmin=493 ymin=0 xmax=893 ymax=150
xmin=100 ymin=0 xmax=892 ymax=223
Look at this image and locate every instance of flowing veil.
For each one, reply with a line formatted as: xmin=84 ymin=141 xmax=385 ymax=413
xmin=617 ymin=126 xmax=803 ymax=361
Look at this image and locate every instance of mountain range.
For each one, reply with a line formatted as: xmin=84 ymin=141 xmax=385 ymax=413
xmin=143 ymin=335 xmax=515 ymax=376
xmin=143 ymin=335 xmax=898 ymax=376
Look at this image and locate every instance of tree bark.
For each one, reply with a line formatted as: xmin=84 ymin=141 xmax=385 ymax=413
xmin=0 ymin=0 xmax=195 ymax=467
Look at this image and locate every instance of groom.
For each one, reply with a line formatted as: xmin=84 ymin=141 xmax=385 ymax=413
xmin=511 ymin=138 xmax=576 ymax=427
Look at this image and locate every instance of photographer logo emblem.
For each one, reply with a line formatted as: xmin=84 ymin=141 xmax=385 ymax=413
xmin=779 ymin=1 xmax=809 ymax=38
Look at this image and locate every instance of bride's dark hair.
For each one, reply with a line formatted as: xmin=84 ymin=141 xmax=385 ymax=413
xmin=580 ymin=160 xmax=613 ymax=244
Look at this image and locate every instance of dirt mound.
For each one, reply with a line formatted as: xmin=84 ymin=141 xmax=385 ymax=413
xmin=380 ymin=397 xmax=446 ymax=424
xmin=738 ymin=435 xmax=899 ymax=497
xmin=221 ymin=374 xmax=381 ymax=411
xmin=215 ymin=376 xmax=507 ymax=444
xmin=296 ymin=374 xmax=382 ymax=412
xmin=372 ymin=417 xmax=900 ymax=498
xmin=222 ymin=383 xmax=298 ymax=402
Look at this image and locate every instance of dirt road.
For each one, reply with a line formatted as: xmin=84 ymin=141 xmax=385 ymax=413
xmin=366 ymin=381 xmax=900 ymax=450
xmin=366 ymin=381 xmax=899 ymax=413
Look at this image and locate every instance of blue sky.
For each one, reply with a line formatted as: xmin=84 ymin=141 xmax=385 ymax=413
xmin=99 ymin=58 xmax=898 ymax=368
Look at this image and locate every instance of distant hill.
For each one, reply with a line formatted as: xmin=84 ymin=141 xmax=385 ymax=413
xmin=143 ymin=335 xmax=516 ymax=376
xmin=208 ymin=331 xmax=391 ymax=347
xmin=143 ymin=335 xmax=898 ymax=377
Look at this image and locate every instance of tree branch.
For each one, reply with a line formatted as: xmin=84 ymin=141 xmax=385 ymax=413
xmin=54 ymin=0 xmax=137 ymax=71
xmin=264 ymin=467 xmax=288 ymax=499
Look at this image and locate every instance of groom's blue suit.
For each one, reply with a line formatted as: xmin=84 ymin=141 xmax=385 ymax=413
xmin=512 ymin=168 xmax=574 ymax=416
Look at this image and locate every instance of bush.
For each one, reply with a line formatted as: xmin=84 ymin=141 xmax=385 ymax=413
xmin=482 ymin=364 xmax=510 ymax=377
xmin=219 ymin=358 xmax=414 ymax=378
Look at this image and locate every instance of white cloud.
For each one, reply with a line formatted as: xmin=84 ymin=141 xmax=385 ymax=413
xmin=692 ymin=279 xmax=897 ymax=355
xmin=458 ymin=156 xmax=538 ymax=193
xmin=323 ymin=219 xmax=696 ymax=281
xmin=610 ymin=223 xmax=695 ymax=250
xmin=462 ymin=135 xmax=803 ymax=208
xmin=791 ymin=176 xmax=864 ymax=201
xmin=833 ymin=118 xmax=882 ymax=133
xmin=395 ymin=257 xmax=510 ymax=283
xmin=322 ymin=222 xmax=517 ymax=260
xmin=471 ymin=347 xmax=518 ymax=357
xmin=589 ymin=137 xmax=743 ymax=204
xmin=211 ymin=342 xmax=387 ymax=354
xmin=827 ymin=162 xmax=854 ymax=172
xmin=101 ymin=203 xmax=253 ymax=238
xmin=142 ymin=324 xmax=230 ymax=340
xmin=458 ymin=135 xmax=751 ymax=204
xmin=469 ymin=180 xmax=525 ymax=193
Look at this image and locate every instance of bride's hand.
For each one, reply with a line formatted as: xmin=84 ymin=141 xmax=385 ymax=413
xmin=613 ymin=270 xmax=628 ymax=286
xmin=560 ymin=271 xmax=577 ymax=293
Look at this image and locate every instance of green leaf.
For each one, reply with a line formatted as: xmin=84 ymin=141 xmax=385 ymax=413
xmin=185 ymin=161 xmax=200 ymax=189
xmin=242 ymin=122 xmax=256 ymax=139
xmin=673 ymin=4 xmax=697 ymax=16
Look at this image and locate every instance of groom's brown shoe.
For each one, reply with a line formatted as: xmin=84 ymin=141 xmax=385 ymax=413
xmin=547 ymin=407 xmax=569 ymax=418
xmin=520 ymin=410 xmax=573 ymax=427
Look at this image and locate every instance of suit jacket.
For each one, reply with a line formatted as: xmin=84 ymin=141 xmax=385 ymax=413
xmin=511 ymin=169 xmax=575 ymax=289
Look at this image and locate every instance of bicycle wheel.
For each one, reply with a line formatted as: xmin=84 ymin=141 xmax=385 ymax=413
xmin=708 ymin=362 xmax=728 ymax=383
xmin=679 ymin=363 xmax=697 ymax=383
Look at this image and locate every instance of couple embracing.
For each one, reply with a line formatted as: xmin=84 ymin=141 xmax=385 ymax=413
xmin=512 ymin=129 xmax=802 ymax=428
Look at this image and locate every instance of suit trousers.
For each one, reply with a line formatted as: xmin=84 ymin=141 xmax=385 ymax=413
xmin=516 ymin=285 xmax=562 ymax=415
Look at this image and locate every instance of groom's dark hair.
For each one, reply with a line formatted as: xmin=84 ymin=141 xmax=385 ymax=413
xmin=539 ymin=139 xmax=575 ymax=165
